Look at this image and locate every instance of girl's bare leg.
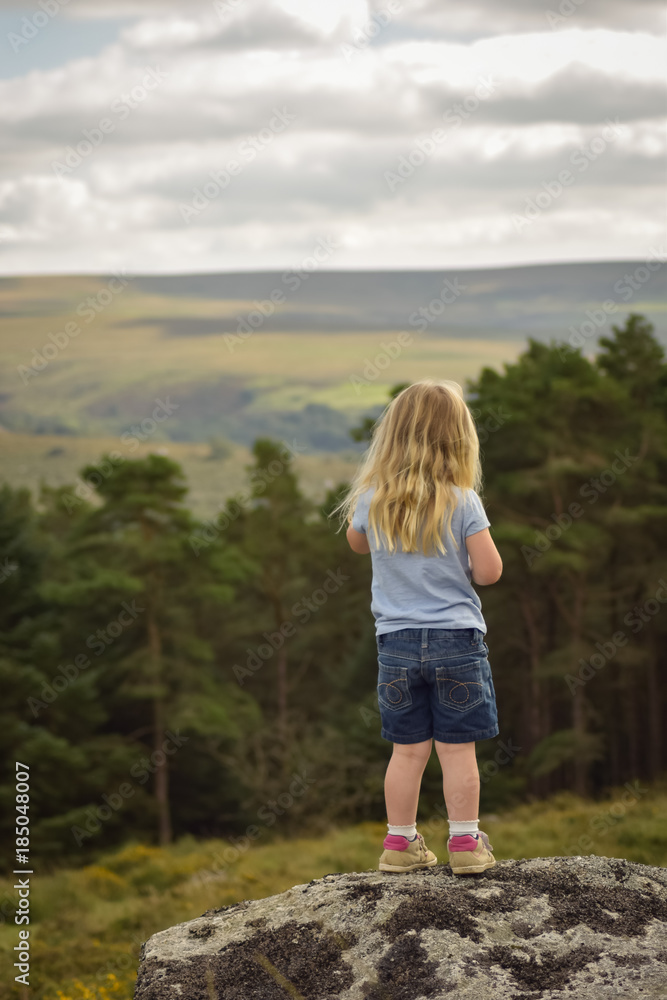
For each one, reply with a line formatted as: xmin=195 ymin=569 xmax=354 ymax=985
xmin=384 ymin=740 xmax=433 ymax=825
xmin=434 ymin=740 xmax=479 ymax=820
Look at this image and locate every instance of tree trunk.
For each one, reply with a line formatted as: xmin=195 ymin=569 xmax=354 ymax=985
xmin=548 ymin=574 xmax=589 ymax=796
xmin=266 ymin=582 xmax=290 ymax=763
xmin=542 ymin=679 xmax=552 ymax=796
xmin=571 ymin=581 xmax=588 ymax=798
xmin=608 ymin=542 xmax=619 ymax=786
xmin=647 ymin=646 xmax=662 ymax=779
xmin=609 ymin=688 xmax=621 ymax=787
xmin=148 ymin=607 xmax=172 ymax=846
xmin=624 ymin=670 xmax=639 ymax=784
xmin=572 ymin=683 xmax=587 ymax=797
xmin=276 ymin=645 xmax=288 ymax=745
xmin=519 ymin=589 xmax=545 ymax=797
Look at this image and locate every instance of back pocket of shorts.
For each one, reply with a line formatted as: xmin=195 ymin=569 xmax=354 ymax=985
xmin=436 ymin=660 xmax=485 ymax=712
xmin=377 ymin=661 xmax=412 ymax=712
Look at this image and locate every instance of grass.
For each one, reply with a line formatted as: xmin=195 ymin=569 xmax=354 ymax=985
xmin=1 ymin=781 xmax=665 ymax=999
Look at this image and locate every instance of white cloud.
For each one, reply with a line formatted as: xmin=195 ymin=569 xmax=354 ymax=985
xmin=390 ymin=0 xmax=667 ymax=37
xmin=120 ymin=16 xmax=215 ymax=49
xmin=273 ymin=0 xmax=369 ymax=37
xmin=0 ymin=0 xmax=664 ymax=273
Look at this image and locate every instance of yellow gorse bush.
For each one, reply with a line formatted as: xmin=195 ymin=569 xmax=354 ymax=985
xmin=75 ymin=865 xmax=129 ymax=903
xmin=101 ymin=843 xmax=162 ymax=873
xmin=82 ymin=866 xmax=126 ymax=887
xmin=53 ymin=972 xmax=128 ymax=999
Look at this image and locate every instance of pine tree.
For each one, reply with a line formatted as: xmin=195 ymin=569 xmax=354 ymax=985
xmin=53 ymin=454 xmax=256 ymax=846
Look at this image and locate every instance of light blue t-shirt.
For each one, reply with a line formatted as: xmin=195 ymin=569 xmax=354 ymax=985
xmin=352 ymin=484 xmax=491 ymax=636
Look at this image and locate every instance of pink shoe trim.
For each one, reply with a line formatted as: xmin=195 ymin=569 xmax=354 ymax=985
xmin=448 ymin=835 xmax=478 ymax=852
xmin=383 ymin=834 xmax=409 ymax=851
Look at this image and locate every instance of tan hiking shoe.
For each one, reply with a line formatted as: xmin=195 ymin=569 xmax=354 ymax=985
xmin=378 ymin=832 xmax=438 ymax=872
xmin=447 ymin=831 xmax=496 ymax=874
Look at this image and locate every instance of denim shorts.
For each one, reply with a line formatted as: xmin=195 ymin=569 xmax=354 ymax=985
xmin=376 ymin=627 xmax=499 ymax=744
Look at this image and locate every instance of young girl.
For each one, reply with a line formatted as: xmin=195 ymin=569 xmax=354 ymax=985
xmin=335 ymin=378 xmax=502 ymax=875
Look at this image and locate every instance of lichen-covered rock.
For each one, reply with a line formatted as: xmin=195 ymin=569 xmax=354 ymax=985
xmin=134 ymin=855 xmax=667 ymax=999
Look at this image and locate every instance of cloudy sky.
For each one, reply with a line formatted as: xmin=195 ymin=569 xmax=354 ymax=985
xmin=0 ymin=0 xmax=665 ymax=274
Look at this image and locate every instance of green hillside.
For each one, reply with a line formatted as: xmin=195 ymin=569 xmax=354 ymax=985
xmin=2 ymin=262 xmax=664 ymax=457
xmin=0 ymin=273 xmax=515 ymax=450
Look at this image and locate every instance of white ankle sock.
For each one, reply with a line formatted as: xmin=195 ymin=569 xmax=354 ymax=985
xmin=387 ymin=823 xmax=417 ymax=839
xmin=448 ymin=818 xmax=479 ymax=838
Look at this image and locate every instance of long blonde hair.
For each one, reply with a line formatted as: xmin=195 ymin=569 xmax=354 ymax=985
xmin=332 ymin=379 xmax=483 ymax=555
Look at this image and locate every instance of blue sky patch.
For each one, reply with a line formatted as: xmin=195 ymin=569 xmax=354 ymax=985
xmin=0 ymin=13 xmax=135 ymax=78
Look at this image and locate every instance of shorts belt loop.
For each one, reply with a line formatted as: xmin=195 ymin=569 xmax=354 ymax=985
xmin=421 ymin=628 xmax=428 ymax=648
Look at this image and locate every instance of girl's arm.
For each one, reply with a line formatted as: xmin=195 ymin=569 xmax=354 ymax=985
xmin=346 ymin=524 xmax=371 ymax=554
xmin=465 ymin=528 xmax=502 ymax=585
